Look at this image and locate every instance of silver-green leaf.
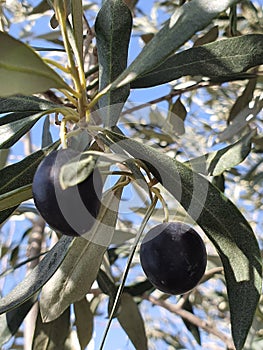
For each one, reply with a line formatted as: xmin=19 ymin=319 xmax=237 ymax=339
xmin=95 ymin=0 xmax=132 ymax=127
xmin=131 ymin=34 xmax=263 ymax=88
xmin=0 ymin=32 xmax=68 ymax=96
xmin=40 ymin=186 xmax=123 ymax=322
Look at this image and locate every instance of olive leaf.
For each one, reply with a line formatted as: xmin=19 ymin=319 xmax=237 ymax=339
xmin=0 ymin=95 xmax=58 ymax=113
xmin=0 ymin=296 xmax=37 ymax=347
xmin=71 ymin=0 xmax=84 ymax=66
xmin=0 ymin=32 xmax=69 ymax=96
xmin=73 ymin=298 xmax=94 ymax=350
xmin=32 ymin=307 xmax=70 ymax=350
xmin=0 ymin=112 xmax=43 ymax=149
xmin=39 ymin=186 xmax=123 ymax=322
xmin=59 ymin=154 xmax=97 ymax=189
xmin=0 ymin=184 xmax=32 ymax=211
xmin=131 ymin=34 xmax=263 ymax=88
xmin=0 ymin=141 xmax=60 ymax=212
xmin=117 ymin=293 xmax=148 ymax=350
xmin=107 ymin=0 xmax=239 ymax=90
xmin=185 ymin=130 xmax=255 ymax=176
xmin=95 ymin=0 xmax=132 ymax=127
xmin=228 ymin=78 xmax=257 ymax=123
xmin=0 ymin=235 xmax=74 ymax=315
xmin=42 ymin=116 xmax=53 ymax=148
xmin=0 ymin=96 xmax=60 ymax=149
xmin=98 ymin=130 xmax=262 ymax=350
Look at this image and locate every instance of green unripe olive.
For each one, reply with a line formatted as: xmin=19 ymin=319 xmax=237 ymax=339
xmin=32 ymin=149 xmax=102 ymax=237
xmin=140 ymin=222 xmax=207 ymax=295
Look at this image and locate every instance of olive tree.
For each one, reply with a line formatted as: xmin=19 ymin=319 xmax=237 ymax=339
xmin=0 ymin=1 xmax=262 ymax=349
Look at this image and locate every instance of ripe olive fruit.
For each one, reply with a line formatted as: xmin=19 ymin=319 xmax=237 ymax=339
xmin=140 ymin=222 xmax=207 ymax=295
xmin=32 ymin=149 xmax=102 ymax=236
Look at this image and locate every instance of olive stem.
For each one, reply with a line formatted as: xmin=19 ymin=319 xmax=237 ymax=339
xmin=98 ymin=195 xmax=158 ymax=350
xmin=60 ymin=119 xmax=67 ymax=149
xmin=44 ymin=58 xmax=71 ymax=73
xmin=151 ymin=186 xmax=169 ymax=222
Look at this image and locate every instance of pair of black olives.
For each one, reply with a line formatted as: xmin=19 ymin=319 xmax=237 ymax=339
xmin=33 ymin=151 xmax=206 ymax=294
xmin=32 ymin=149 xmax=103 ymax=236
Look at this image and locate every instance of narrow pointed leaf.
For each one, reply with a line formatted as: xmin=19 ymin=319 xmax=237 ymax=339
xmin=0 ymin=112 xmax=43 ymax=149
xmin=71 ymin=0 xmax=84 ymax=65
xmin=108 ymin=0 xmax=239 ymax=89
xmin=228 ymin=78 xmax=257 ymax=123
xmin=32 ymin=307 xmax=70 ymax=350
xmin=98 ymin=130 xmax=262 ymax=350
xmin=181 ymin=298 xmax=201 ymax=345
xmin=0 ymin=95 xmax=58 ymax=113
xmin=131 ymin=34 xmax=263 ymax=88
xmin=0 ymin=141 xmax=60 ymax=206
xmin=193 ymin=25 xmax=219 ymax=46
xmin=185 ymin=130 xmax=255 ymax=176
xmin=95 ymin=0 xmax=132 ymax=127
xmin=0 ymin=184 xmax=32 ymax=211
xmin=0 ymin=235 xmax=74 ymax=315
xmin=0 ymin=96 xmax=60 ymax=149
xmin=42 ymin=116 xmax=53 ymax=148
xmin=40 ymin=187 xmax=123 ymax=322
xmin=0 ymin=31 xmax=68 ymax=96
xmin=117 ymin=293 xmax=148 ymax=350
xmin=74 ymin=298 xmax=94 ymax=350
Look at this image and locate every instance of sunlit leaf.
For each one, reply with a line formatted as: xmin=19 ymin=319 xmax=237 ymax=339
xmin=131 ymin=34 xmax=263 ymax=88
xmin=166 ymin=98 xmax=187 ymax=136
xmin=98 ymin=130 xmax=262 ymax=350
xmin=95 ymin=0 xmax=132 ymax=127
xmin=59 ymin=154 xmax=97 ymax=189
xmin=0 ymin=32 xmax=68 ymax=96
xmin=40 ymin=187 xmax=123 ymax=322
xmin=0 ymin=112 xmax=43 ymax=149
xmin=108 ymin=0 xmax=239 ymax=89
xmin=185 ymin=130 xmax=255 ymax=176
xmin=71 ymin=0 xmax=84 ymax=66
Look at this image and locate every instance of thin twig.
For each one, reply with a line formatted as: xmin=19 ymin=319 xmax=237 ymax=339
xmin=123 ymin=81 xmax=213 ymax=116
xmin=144 ymin=294 xmax=235 ymax=350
